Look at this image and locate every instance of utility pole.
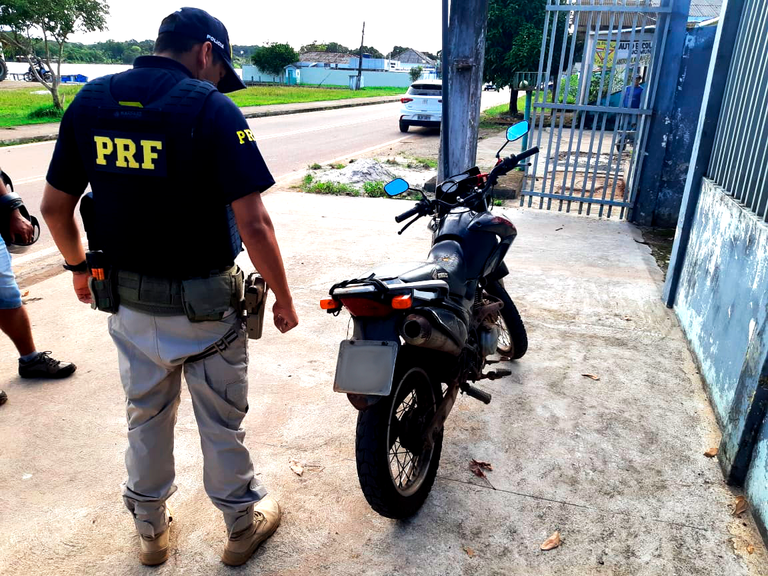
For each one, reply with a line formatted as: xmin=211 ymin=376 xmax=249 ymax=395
xmin=439 ymin=0 xmax=490 ymax=180
xmin=356 ymin=21 xmax=365 ymax=90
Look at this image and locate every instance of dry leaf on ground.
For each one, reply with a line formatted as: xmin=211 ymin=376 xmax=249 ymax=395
xmin=747 ymin=544 xmax=755 ymax=554
xmin=21 ymin=290 xmax=29 ymax=297
xmin=581 ymin=374 xmax=601 ymax=381
xmin=541 ymin=530 xmax=561 ymax=551
xmin=469 ymin=459 xmax=492 ymax=478
xmin=733 ymin=496 xmax=748 ymax=516
xmin=288 ymin=458 xmax=304 ymax=477
xmin=704 ymin=447 xmax=719 ymax=458
xmin=463 ymin=546 xmax=476 ymax=558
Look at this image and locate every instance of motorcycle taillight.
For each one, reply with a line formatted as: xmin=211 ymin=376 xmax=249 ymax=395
xmin=339 ymin=297 xmax=392 ymax=317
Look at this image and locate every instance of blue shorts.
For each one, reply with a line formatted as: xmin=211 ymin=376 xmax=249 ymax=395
xmin=0 ymin=235 xmax=22 ymax=310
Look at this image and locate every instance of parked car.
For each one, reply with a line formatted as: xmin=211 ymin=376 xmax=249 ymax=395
xmin=483 ymin=83 xmax=499 ymax=92
xmin=399 ymin=80 xmax=442 ymax=133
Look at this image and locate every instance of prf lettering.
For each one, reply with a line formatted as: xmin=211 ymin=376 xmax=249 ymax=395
xmin=94 ymin=136 xmax=163 ymax=170
xmin=236 ymin=129 xmax=255 ymax=145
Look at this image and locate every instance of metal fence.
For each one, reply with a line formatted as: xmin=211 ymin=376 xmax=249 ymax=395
xmin=522 ymin=0 xmax=671 ymax=219
xmin=708 ymin=0 xmax=768 ymax=220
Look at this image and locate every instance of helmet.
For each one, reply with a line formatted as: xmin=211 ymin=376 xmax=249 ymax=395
xmin=0 ymin=171 xmax=40 ymax=254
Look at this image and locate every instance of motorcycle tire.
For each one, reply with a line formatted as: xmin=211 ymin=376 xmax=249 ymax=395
xmin=486 ymin=280 xmax=528 ymax=359
xmin=355 ymin=354 xmax=443 ymax=519
xmin=0 ymin=60 xmax=7 ymax=83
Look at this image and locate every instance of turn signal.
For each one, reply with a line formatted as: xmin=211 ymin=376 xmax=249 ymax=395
xmin=320 ymin=298 xmax=340 ymax=310
xmin=391 ymin=294 xmax=413 ymax=309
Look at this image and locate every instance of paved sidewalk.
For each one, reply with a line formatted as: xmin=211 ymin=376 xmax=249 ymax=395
xmin=1 ymin=191 xmax=765 ymax=575
xmin=0 ymin=95 xmax=403 ymax=146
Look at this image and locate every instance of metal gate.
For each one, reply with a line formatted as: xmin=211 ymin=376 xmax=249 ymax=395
xmin=522 ymin=0 xmax=672 ymax=219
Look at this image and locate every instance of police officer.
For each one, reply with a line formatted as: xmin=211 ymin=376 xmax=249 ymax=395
xmin=41 ymin=7 xmax=298 ymax=567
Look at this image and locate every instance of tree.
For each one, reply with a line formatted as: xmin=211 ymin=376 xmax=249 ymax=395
xmin=483 ymin=0 xmax=546 ymax=115
xmin=390 ymin=45 xmax=410 ymax=60
xmin=251 ymin=43 xmax=298 ymax=78
xmin=351 ymin=45 xmax=384 ymax=59
xmin=0 ymin=0 xmax=108 ymax=110
xmin=409 ymin=66 xmax=423 ymax=83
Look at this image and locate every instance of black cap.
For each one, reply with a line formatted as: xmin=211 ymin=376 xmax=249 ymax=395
xmin=158 ymin=7 xmax=246 ymax=93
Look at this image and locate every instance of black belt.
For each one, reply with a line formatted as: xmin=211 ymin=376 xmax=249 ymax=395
xmin=186 ymin=327 xmax=239 ymax=364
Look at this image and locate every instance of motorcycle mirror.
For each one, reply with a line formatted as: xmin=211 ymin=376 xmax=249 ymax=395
xmin=384 ymin=178 xmax=410 ymax=197
xmin=506 ymin=121 xmax=530 ymax=142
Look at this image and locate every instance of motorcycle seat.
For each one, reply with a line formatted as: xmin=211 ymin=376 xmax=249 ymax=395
xmin=366 ymin=240 xmax=469 ymax=298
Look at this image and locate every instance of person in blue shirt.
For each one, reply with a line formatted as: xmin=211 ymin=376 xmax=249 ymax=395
xmin=623 ymin=75 xmax=644 ymax=109
xmin=41 ymin=7 xmax=297 ymax=568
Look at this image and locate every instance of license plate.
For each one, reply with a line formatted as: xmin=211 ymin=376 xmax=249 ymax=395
xmin=333 ymin=340 xmax=398 ymax=396
xmin=417 ymin=114 xmax=431 ymax=121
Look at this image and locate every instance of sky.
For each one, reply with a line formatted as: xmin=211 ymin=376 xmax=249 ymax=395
xmin=70 ymin=1 xmax=443 ymax=54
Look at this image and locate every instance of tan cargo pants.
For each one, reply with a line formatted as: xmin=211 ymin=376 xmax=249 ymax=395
xmin=108 ymin=306 xmax=267 ymax=538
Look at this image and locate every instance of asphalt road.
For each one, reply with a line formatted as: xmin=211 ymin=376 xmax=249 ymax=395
xmin=1 ymin=101 xmax=435 ymax=264
xmin=1 ymin=89 xmax=510 ymax=269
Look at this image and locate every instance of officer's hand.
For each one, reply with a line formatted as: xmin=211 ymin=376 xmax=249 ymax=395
xmin=72 ymin=272 xmax=92 ymax=304
xmin=273 ymin=300 xmax=298 ymax=333
xmin=9 ymin=212 xmax=33 ymax=244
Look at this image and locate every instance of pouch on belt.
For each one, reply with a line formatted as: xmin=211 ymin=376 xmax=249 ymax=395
xmin=181 ymin=267 xmax=243 ymax=322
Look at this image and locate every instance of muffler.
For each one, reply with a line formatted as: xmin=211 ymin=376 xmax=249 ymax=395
xmin=401 ymin=314 xmax=462 ymax=356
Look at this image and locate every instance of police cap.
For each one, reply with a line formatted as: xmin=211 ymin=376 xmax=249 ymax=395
xmin=158 ymin=7 xmax=246 ymax=94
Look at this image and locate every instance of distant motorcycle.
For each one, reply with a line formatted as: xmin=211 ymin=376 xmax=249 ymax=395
xmin=23 ymin=57 xmax=53 ymax=83
xmin=322 ymin=122 xmax=538 ymax=518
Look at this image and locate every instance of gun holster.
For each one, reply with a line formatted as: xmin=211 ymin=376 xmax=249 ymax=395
xmin=244 ymin=272 xmax=269 ymax=340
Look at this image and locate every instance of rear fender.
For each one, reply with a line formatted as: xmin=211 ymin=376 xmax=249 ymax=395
xmin=485 ymin=261 xmax=509 ymax=284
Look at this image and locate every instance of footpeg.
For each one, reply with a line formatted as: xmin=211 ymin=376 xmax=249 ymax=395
xmin=481 ymin=369 xmax=511 ymax=380
xmin=462 ymin=385 xmax=492 ymax=404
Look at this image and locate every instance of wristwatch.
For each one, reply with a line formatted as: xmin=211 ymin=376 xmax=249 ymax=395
xmin=62 ymin=260 xmax=88 ymax=273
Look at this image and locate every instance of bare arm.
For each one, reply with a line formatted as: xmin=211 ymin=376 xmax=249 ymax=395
xmin=0 ymin=175 xmax=34 ymax=244
xmin=231 ymin=192 xmax=298 ymax=333
xmin=41 ymin=182 xmax=90 ymax=303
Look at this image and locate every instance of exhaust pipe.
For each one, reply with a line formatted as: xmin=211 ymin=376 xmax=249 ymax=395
xmin=401 ymin=314 xmax=462 ymax=356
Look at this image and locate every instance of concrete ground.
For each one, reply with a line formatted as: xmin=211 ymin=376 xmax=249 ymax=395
xmin=1 ymin=188 xmax=766 ymax=575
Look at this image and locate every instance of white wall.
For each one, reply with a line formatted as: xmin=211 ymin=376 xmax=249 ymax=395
xmin=296 ymin=68 xmax=412 ymax=88
xmin=241 ymin=65 xmax=281 ymax=83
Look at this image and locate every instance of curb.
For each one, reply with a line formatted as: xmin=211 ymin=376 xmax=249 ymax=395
xmin=0 ymin=96 xmax=402 ymax=148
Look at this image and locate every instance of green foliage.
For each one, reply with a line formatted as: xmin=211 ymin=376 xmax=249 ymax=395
xmin=330 ymin=163 xmax=346 ymax=169
xmin=302 ymin=178 xmax=359 ymax=196
xmin=309 ymin=163 xmax=322 ymax=170
xmin=362 ymin=181 xmax=387 ymax=198
xmin=407 ymin=156 xmax=438 ymax=169
xmin=27 ymin=104 xmax=63 ymax=119
xmin=352 ymin=45 xmax=384 ymax=59
xmin=251 ymin=43 xmax=299 ymax=77
xmin=390 ymin=46 xmax=410 ymax=59
xmin=409 ymin=66 xmax=423 ymax=83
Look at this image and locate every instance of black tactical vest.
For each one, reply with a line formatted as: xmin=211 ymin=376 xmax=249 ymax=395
xmin=72 ymin=76 xmax=242 ymax=279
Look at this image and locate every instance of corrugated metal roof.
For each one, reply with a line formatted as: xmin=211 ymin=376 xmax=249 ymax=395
xmin=299 ymin=52 xmax=353 ymax=65
xmin=689 ymin=0 xmax=722 ymax=18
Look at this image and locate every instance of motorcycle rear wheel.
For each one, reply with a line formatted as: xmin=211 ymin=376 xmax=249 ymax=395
xmin=486 ymin=280 xmax=528 ymax=359
xmin=355 ymin=358 xmax=443 ymax=519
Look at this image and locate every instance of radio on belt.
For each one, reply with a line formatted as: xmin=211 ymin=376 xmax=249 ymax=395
xmin=244 ymin=272 xmax=268 ymax=340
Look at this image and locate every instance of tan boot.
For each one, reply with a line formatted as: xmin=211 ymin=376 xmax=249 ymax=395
xmin=221 ymin=497 xmax=281 ymax=566
xmin=139 ymin=508 xmax=172 ymax=566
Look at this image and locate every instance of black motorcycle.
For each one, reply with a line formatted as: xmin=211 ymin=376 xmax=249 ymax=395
xmin=321 ymin=122 xmax=538 ymax=518
xmin=23 ymin=57 xmax=53 ymax=83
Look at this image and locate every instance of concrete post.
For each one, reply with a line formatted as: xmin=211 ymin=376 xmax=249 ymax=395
xmin=630 ymin=0 xmax=691 ymax=226
xmin=663 ymin=0 xmax=747 ymax=307
xmin=439 ymin=0 xmax=490 ymax=181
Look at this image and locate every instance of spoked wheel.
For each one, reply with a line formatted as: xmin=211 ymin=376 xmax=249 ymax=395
xmin=356 ymin=360 xmax=443 ymax=518
xmin=486 ymin=280 xmax=528 ymax=359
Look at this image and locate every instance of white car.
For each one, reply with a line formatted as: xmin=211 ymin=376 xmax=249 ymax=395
xmin=399 ymin=80 xmax=442 ymax=133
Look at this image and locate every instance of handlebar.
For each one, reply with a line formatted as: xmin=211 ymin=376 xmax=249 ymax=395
xmin=395 ymin=205 xmax=421 ymax=223
xmin=516 ymin=146 xmax=539 ymax=162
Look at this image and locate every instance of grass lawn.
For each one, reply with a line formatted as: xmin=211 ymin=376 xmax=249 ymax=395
xmin=0 ymin=84 xmax=405 ymax=128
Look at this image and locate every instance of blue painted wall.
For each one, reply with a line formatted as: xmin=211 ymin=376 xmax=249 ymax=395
xmin=633 ymin=26 xmax=716 ymax=227
xmin=676 ymin=179 xmax=768 ymax=425
xmin=675 ymin=178 xmax=768 ymax=537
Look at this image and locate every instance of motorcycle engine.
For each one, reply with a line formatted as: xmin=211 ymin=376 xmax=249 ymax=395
xmin=478 ymin=322 xmax=499 ymax=357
